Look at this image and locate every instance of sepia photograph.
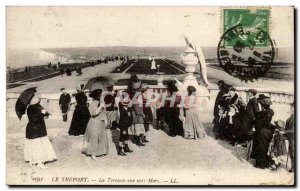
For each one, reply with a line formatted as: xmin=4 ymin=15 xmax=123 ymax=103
xmin=6 ymin=6 xmax=295 ymax=185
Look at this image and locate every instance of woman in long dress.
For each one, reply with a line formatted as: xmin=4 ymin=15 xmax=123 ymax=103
xmin=69 ymin=86 xmax=91 ymax=136
xmin=165 ymin=82 xmax=183 ymax=137
xmin=24 ymin=94 xmax=57 ymax=168
xmin=82 ymin=89 xmax=108 ymax=160
xmin=180 ymin=86 xmax=206 ymax=140
xmin=251 ymin=98 xmax=274 ymax=169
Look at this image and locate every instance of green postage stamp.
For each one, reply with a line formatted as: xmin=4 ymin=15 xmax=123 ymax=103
xmin=222 ymin=8 xmax=270 ymax=47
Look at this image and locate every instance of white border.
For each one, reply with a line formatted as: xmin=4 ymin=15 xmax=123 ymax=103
xmin=1 ymin=0 xmax=298 ymax=190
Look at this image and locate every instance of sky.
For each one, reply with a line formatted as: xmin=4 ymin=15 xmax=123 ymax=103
xmin=7 ymin=6 xmax=294 ymax=49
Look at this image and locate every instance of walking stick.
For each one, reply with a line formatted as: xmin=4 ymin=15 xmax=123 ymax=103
xmin=286 ymin=149 xmax=289 ymax=168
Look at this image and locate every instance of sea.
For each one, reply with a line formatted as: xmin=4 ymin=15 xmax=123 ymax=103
xmin=7 ymin=46 xmax=294 ymax=69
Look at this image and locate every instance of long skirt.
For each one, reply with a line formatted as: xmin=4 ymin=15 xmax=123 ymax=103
xmin=239 ymin=116 xmax=253 ymax=142
xmin=106 ymin=110 xmax=118 ymax=129
xmin=69 ymin=105 xmax=91 ymax=136
xmin=24 ymin=136 xmax=57 ymax=164
xmin=183 ymin=109 xmax=206 ymax=140
xmin=83 ymin=119 xmax=108 ymax=156
xmin=167 ymin=107 xmax=183 ymax=136
xmin=129 ymin=124 xmax=146 ymax=136
xmin=251 ymin=128 xmax=273 ymax=168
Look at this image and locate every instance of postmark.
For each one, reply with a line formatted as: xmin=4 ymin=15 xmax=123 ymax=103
xmin=218 ymin=8 xmax=275 ymax=82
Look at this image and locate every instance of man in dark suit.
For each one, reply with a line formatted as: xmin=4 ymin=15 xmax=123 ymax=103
xmin=240 ymin=89 xmax=259 ymax=143
xmin=59 ymin=88 xmax=71 ymax=122
xmin=117 ymin=99 xmax=133 ymax=156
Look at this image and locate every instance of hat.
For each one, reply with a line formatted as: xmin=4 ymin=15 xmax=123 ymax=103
xmin=217 ymin=80 xmax=225 ymax=85
xmin=247 ymin=89 xmax=257 ymax=96
xmin=167 ymin=83 xmax=178 ymax=93
xmin=262 ymin=98 xmax=272 ymax=106
xmin=258 ymin=94 xmax=269 ymax=99
xmin=187 ymin=86 xmax=196 ymax=93
xmin=222 ymin=84 xmax=231 ymax=93
xmin=130 ymin=73 xmax=140 ymax=83
xmin=107 ymin=85 xmax=114 ymax=91
xmin=140 ymin=83 xmax=149 ymax=91
xmin=275 ymin=120 xmax=286 ymax=131
xmin=89 ymin=89 xmax=102 ymax=100
xmin=60 ymin=88 xmax=65 ymax=91
xmin=121 ymin=99 xmax=131 ymax=106
xmin=229 ymin=87 xmax=236 ymax=91
xmin=258 ymin=94 xmax=270 ymax=102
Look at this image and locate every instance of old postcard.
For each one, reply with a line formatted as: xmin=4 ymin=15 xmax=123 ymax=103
xmin=6 ymin=6 xmax=295 ymax=185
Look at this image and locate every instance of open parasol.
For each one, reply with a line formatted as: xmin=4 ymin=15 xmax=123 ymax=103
xmin=15 ymin=87 xmax=37 ymax=120
xmin=83 ymin=76 xmax=116 ymax=91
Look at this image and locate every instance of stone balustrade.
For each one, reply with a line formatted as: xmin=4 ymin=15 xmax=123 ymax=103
xmin=6 ymin=85 xmax=294 ymax=122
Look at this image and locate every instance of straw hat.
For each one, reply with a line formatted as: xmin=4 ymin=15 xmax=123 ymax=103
xmin=275 ymin=120 xmax=286 ymax=131
xmin=121 ymin=99 xmax=131 ymax=107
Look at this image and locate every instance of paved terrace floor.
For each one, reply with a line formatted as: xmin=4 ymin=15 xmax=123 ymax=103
xmin=6 ymin=118 xmax=293 ymax=185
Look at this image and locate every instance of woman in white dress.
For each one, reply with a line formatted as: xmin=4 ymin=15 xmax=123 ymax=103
xmin=24 ymin=94 xmax=57 ymax=168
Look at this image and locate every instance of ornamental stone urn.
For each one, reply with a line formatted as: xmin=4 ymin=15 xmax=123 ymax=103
xmin=179 ymin=46 xmax=210 ymax=117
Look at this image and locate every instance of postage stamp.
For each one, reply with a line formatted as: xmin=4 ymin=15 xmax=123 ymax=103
xmin=223 ymin=8 xmax=270 ymax=47
xmin=218 ymin=8 xmax=275 ymax=82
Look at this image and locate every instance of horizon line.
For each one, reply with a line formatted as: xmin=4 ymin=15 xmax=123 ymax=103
xmin=9 ymin=45 xmax=294 ymax=50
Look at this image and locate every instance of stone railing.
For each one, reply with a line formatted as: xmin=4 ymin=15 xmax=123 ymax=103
xmin=6 ymin=85 xmax=294 ymax=122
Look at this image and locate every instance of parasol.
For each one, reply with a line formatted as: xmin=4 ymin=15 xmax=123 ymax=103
xmin=83 ymin=76 xmax=116 ymax=91
xmin=15 ymin=87 xmax=37 ymax=120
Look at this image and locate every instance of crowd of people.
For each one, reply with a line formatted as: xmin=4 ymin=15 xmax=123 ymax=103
xmin=213 ymin=80 xmax=294 ymax=172
xmin=23 ymin=73 xmax=208 ymax=167
xmin=58 ymin=55 xmax=126 ymax=77
xmin=20 ymin=75 xmax=294 ymax=172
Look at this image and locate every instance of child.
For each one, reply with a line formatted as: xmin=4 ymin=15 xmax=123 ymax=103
xmin=269 ymin=120 xmax=287 ymax=170
xmin=118 ymin=99 xmax=134 ymax=155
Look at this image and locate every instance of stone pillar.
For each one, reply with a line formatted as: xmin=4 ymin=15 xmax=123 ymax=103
xmin=180 ymin=46 xmax=211 ymax=121
xmin=157 ymin=75 xmax=163 ymax=85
